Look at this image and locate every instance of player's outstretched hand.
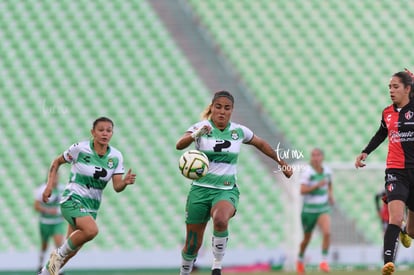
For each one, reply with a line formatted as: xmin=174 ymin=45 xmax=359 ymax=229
xmin=280 ymin=163 xmax=293 ymax=178
xmin=355 ymin=153 xmax=367 ymax=168
xmin=123 ymin=169 xmax=136 ymax=185
xmin=191 ymin=125 xmax=211 ymax=140
xmin=42 ymin=187 xmax=52 ymax=203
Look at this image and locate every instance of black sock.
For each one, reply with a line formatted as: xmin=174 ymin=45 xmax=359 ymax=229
xmin=383 ymin=223 xmax=400 ymax=264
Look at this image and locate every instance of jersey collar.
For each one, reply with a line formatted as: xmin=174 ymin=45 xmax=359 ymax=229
xmin=89 ymin=139 xmax=111 ymax=157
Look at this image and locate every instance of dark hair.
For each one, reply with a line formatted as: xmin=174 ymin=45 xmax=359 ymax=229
xmin=212 ymin=90 xmax=234 ymax=104
xmin=393 ymin=71 xmax=413 ymax=87
xmin=92 ymin=117 xmax=114 ymax=129
xmin=393 ymin=71 xmax=414 ymax=98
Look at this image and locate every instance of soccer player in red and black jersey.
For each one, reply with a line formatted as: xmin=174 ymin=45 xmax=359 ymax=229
xmin=355 ymin=71 xmax=414 ymax=275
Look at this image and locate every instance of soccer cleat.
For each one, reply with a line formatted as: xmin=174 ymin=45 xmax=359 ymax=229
xmin=319 ymin=261 xmax=330 ymax=273
xmin=47 ymin=249 xmax=64 ymax=275
xmin=400 ymin=222 xmax=411 ymax=248
xmin=211 ymin=268 xmax=221 ymax=275
xmin=400 ymin=230 xmax=412 ymax=248
xmin=296 ymin=261 xmax=305 ymax=275
xmin=382 ymin=262 xmax=395 ymax=275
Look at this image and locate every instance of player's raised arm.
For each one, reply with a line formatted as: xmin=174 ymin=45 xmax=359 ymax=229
xmin=248 ymin=135 xmax=293 ymax=178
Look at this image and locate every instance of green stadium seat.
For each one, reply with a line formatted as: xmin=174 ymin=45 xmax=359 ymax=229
xmin=185 ymin=0 xmax=414 ymax=246
xmin=2 ymin=0 xmax=411 ymax=255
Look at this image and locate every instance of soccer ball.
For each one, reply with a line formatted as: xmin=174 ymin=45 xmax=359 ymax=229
xmin=178 ymin=150 xmax=209 ymax=180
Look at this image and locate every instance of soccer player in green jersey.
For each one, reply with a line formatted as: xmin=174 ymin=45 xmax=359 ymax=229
xmin=176 ymin=91 xmax=293 ymax=275
xmin=38 ymin=117 xmax=136 ymax=275
xmin=296 ymin=148 xmax=334 ymax=275
xmin=34 ymin=175 xmax=66 ymax=274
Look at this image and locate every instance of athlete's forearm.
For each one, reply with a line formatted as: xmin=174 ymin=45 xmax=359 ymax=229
xmin=112 ymin=175 xmax=126 ymax=192
xmin=46 ymin=158 xmax=60 ymax=188
xmin=362 ymin=125 xmax=387 ymax=155
xmin=176 ymin=133 xmax=193 ymax=150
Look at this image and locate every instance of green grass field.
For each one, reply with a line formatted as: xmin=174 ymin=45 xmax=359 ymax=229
xmin=3 ymin=268 xmax=413 ymax=275
xmin=65 ymin=270 xmax=413 ymax=275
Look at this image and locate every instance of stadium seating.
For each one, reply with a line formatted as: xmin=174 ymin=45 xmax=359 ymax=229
xmin=186 ymin=0 xmax=412 ymax=162
xmin=3 ymin=0 xmax=414 ymax=257
xmin=186 ymin=0 xmax=414 ymax=245
xmin=0 ymin=0 xmax=286 ymax=254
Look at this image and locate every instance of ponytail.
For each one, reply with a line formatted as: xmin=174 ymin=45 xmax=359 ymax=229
xmin=200 ymin=104 xmax=212 ymax=120
xmin=404 ymin=68 xmax=414 ymax=99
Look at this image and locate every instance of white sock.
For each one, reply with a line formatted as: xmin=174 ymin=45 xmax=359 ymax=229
xmin=38 ymin=266 xmax=50 ymax=275
xmin=212 ymin=236 xmax=228 ymax=269
xmin=180 ymin=258 xmax=195 ymax=275
xmin=38 ymin=250 xmax=46 ymax=269
xmin=321 ymin=254 xmax=328 ymax=262
xmin=57 ymin=239 xmax=75 ymax=258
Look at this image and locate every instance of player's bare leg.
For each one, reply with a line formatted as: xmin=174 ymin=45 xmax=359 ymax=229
xmin=180 ymin=223 xmax=207 ymax=275
xmin=210 ymin=200 xmax=234 ymax=275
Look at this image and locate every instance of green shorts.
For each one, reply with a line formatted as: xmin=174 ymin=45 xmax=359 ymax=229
xmin=301 ymin=211 xmax=329 ymax=233
xmin=185 ymin=185 xmax=240 ymax=224
xmin=39 ymin=222 xmax=66 ymax=242
xmin=61 ymin=197 xmax=97 ymax=227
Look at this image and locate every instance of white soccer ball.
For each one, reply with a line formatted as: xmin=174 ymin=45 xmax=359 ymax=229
xmin=178 ymin=150 xmax=209 ymax=180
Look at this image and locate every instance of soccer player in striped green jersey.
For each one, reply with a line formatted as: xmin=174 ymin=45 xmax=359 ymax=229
xmin=176 ymin=91 xmax=293 ymax=275
xmin=34 ymin=175 xmax=66 ymax=274
xmin=38 ymin=117 xmax=136 ymax=275
xmin=296 ymin=148 xmax=334 ymax=275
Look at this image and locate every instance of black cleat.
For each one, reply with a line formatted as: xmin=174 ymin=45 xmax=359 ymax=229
xmin=211 ymin=268 xmax=221 ymax=275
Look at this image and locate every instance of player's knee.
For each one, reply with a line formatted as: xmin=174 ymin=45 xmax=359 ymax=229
xmin=389 ymin=216 xmax=405 ymax=226
xmin=83 ymin=226 xmax=99 ymax=241
xmin=213 ymin=218 xmax=228 ymax=231
xmin=323 ymin=231 xmax=331 ymax=238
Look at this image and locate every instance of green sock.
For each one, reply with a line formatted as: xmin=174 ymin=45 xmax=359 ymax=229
xmin=322 ymin=249 xmax=328 ymax=261
xmin=298 ymin=253 xmax=304 ymax=262
xmin=58 ymin=238 xmax=77 ymax=257
xmin=213 ymin=230 xmax=228 ymax=238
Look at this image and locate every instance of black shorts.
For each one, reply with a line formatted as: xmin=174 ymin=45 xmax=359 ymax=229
xmin=384 ymin=168 xmax=414 ymax=211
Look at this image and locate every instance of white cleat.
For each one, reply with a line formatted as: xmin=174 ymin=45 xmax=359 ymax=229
xmin=47 ymin=249 xmax=64 ymax=275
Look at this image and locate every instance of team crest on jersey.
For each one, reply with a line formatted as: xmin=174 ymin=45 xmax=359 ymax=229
xmin=107 ymin=158 xmax=114 ymax=169
xmin=405 ymin=110 xmax=414 ymax=120
xmin=231 ymin=130 xmax=239 ymax=140
xmin=66 ymin=153 xmax=73 ymax=161
xmin=386 ymin=173 xmax=397 ymax=182
xmin=386 ymin=183 xmax=395 ymax=193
